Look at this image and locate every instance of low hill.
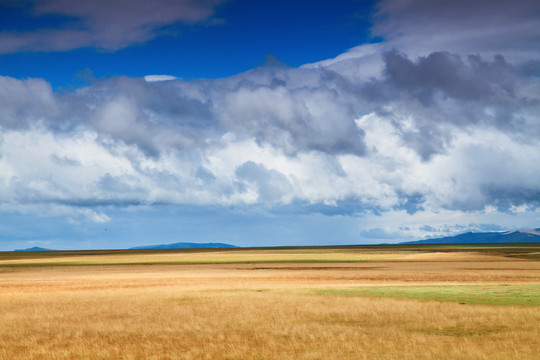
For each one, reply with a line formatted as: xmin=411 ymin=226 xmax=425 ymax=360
xmin=401 ymin=228 xmax=540 ymax=245
xmin=129 ymin=242 xmax=237 ymax=250
xmin=14 ymin=246 xmax=55 ymax=252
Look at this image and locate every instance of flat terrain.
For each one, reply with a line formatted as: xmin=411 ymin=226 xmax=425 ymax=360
xmin=1 ymin=244 xmax=539 ymax=359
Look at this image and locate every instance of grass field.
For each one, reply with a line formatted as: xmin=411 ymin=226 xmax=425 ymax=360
xmin=1 ymin=244 xmax=539 ymax=359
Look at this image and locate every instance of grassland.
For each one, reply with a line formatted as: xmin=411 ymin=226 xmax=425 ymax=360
xmin=0 ymin=244 xmax=539 ymax=359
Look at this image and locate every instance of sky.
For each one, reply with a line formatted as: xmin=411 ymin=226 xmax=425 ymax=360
xmin=0 ymin=0 xmax=539 ymax=250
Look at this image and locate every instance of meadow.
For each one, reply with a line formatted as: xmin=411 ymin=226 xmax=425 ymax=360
xmin=0 ymin=244 xmax=539 ymax=359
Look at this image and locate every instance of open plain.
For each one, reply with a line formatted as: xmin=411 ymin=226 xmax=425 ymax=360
xmin=1 ymin=244 xmax=539 ymax=360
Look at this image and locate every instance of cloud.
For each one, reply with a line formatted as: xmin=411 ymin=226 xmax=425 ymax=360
xmin=379 ymin=50 xmax=539 ymax=107
xmin=69 ymin=76 xmax=218 ymax=156
xmin=1 ymin=45 xmax=539 ymax=219
xmin=221 ymin=79 xmax=367 ymax=156
xmin=359 ymin=227 xmax=400 ymax=240
xmin=374 ymin=0 xmax=540 ymax=61
xmin=0 ymin=0 xmax=225 ymax=53
xmin=235 ymin=161 xmax=293 ymax=203
xmin=144 ymin=75 xmax=178 ymax=82
xmin=359 ymin=50 xmax=540 ymax=160
xmin=1 ymin=0 xmax=540 ymax=233
xmin=83 ymin=210 xmax=111 ymax=223
xmin=0 ymin=76 xmax=59 ymax=129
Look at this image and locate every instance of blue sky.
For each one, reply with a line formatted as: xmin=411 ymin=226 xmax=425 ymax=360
xmin=0 ymin=0 xmax=375 ymax=88
xmin=1 ymin=0 xmax=540 ymax=250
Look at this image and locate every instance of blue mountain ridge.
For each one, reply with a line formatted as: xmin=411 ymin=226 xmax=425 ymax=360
xmin=400 ymin=229 xmax=540 ymax=245
xmin=14 ymin=246 xmax=55 ymax=251
xmin=12 ymin=229 xmax=540 ymax=251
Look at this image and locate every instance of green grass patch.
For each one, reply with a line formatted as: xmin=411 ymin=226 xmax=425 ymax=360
xmin=317 ymin=284 xmax=540 ymax=306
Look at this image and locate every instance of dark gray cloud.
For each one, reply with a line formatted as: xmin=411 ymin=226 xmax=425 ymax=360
xmin=360 ymin=50 xmax=540 ymax=160
xmin=0 ymin=0 xmax=225 ymax=53
xmin=221 ymin=81 xmax=366 ymax=156
xmin=383 ymin=50 xmax=492 ymax=104
xmin=381 ymin=51 xmax=539 ymax=108
xmin=374 ymin=0 xmax=540 ymax=61
xmin=482 ymin=186 xmax=540 ymax=211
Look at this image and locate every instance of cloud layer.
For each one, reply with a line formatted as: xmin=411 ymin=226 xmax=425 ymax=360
xmin=1 ymin=46 xmax=539 ymax=222
xmin=0 ymin=0 xmax=224 ymax=53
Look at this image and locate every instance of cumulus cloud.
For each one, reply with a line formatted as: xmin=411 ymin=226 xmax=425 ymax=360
xmin=379 ymin=50 xmax=539 ymax=108
xmin=1 ymin=45 xmax=540 ymax=219
xmin=1 ymin=0 xmax=539 ymax=235
xmin=359 ymin=50 xmax=540 ymax=160
xmin=235 ymin=161 xmax=293 ymax=203
xmin=0 ymin=76 xmax=59 ymax=129
xmin=221 ymin=78 xmax=366 ymax=156
xmin=0 ymin=0 xmax=225 ymax=53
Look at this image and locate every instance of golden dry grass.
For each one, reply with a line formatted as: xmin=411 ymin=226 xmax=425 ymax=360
xmin=0 ymin=250 xmax=406 ymax=266
xmin=1 ymin=245 xmax=539 ymax=359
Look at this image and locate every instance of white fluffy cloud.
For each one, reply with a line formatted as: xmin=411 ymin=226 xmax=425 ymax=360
xmin=1 ymin=48 xmax=539 ymax=221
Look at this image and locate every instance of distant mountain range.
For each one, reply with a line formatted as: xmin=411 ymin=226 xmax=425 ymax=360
xmin=12 ymin=229 xmax=540 ymax=252
xmin=129 ymin=242 xmax=237 ymax=250
xmin=14 ymin=246 xmax=55 ymax=252
xmin=400 ymin=228 xmax=540 ymax=245
xmin=13 ymin=243 xmax=237 ymax=252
